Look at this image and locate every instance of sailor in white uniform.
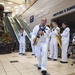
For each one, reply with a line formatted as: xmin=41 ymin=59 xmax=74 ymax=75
xmin=32 ymin=18 xmax=50 ymax=75
xmin=60 ymin=22 xmax=70 ymax=63
xmin=48 ymin=22 xmax=60 ymax=61
xmin=68 ymin=35 xmax=75 ymax=57
xmin=30 ymin=32 xmax=35 ymax=55
xmin=19 ymin=28 xmax=26 ymax=55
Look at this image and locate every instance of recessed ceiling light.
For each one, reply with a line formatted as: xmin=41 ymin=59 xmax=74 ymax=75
xmin=16 ymin=9 xmax=19 ymax=11
xmin=14 ymin=6 xmax=18 ymax=8
xmin=8 ymin=2 xmax=13 ymax=4
xmin=6 ymin=7 xmax=11 ymax=9
xmin=20 ymin=5 xmax=23 ymax=7
xmin=23 ymin=8 xmax=26 ymax=10
xmin=16 ymin=11 xmax=19 ymax=14
xmin=5 ymin=10 xmax=9 ymax=12
xmin=0 ymin=3 xmax=4 ymax=5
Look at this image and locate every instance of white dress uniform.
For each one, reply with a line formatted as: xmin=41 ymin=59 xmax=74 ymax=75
xmin=19 ymin=31 xmax=26 ymax=54
xmin=49 ymin=26 xmax=60 ymax=60
xmin=30 ymin=32 xmax=35 ymax=55
xmin=32 ymin=24 xmax=50 ymax=71
xmin=61 ymin=27 xmax=70 ymax=62
xmin=68 ymin=36 xmax=75 ymax=54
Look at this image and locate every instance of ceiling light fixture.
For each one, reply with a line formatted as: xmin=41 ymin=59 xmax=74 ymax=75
xmin=0 ymin=3 xmax=4 ymax=5
xmin=20 ymin=5 xmax=23 ymax=7
xmin=5 ymin=10 xmax=9 ymax=12
xmin=16 ymin=9 xmax=19 ymax=11
xmin=23 ymin=8 xmax=26 ymax=10
xmin=14 ymin=6 xmax=18 ymax=8
xmin=8 ymin=2 xmax=13 ymax=4
xmin=6 ymin=7 xmax=11 ymax=9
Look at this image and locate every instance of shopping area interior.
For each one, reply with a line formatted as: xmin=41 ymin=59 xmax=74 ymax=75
xmin=0 ymin=0 xmax=75 ymax=75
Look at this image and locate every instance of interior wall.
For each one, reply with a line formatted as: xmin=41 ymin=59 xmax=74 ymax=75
xmin=21 ymin=0 xmax=75 ymax=30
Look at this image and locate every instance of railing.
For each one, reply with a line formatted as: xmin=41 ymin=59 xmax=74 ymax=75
xmin=15 ymin=18 xmax=31 ymax=40
xmin=8 ymin=17 xmax=19 ymax=42
xmin=20 ymin=18 xmax=32 ymax=32
xmin=3 ymin=20 xmax=9 ymax=33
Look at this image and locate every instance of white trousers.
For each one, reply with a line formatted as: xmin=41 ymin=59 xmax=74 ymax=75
xmin=31 ymin=40 xmax=35 ymax=54
xmin=61 ymin=41 xmax=69 ymax=62
xmin=35 ymin=42 xmax=48 ymax=71
xmin=50 ymin=38 xmax=58 ymax=59
xmin=19 ymin=42 xmax=25 ymax=54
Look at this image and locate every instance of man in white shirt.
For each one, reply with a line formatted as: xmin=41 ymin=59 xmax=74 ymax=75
xmin=32 ymin=18 xmax=50 ymax=75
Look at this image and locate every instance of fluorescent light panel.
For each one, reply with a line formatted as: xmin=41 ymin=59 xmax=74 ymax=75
xmin=8 ymin=2 xmax=13 ymax=4
xmin=0 ymin=3 xmax=4 ymax=5
xmin=6 ymin=7 xmax=11 ymax=9
xmin=14 ymin=6 xmax=18 ymax=8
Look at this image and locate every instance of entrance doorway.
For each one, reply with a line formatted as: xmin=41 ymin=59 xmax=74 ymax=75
xmin=52 ymin=11 xmax=75 ymax=34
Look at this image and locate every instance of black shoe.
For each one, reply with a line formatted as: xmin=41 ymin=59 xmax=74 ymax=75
xmin=38 ymin=67 xmax=41 ymax=70
xmin=60 ymin=61 xmax=68 ymax=63
xmin=32 ymin=54 xmax=35 ymax=55
xmin=19 ymin=53 xmax=22 ymax=55
xmin=22 ymin=53 xmax=26 ymax=55
xmin=41 ymin=70 xmax=47 ymax=75
xmin=67 ymin=54 xmax=70 ymax=58
xmin=47 ymin=57 xmax=52 ymax=60
xmin=53 ymin=59 xmax=57 ymax=61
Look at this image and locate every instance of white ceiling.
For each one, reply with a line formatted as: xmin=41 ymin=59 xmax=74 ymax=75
xmin=0 ymin=0 xmax=25 ymax=13
xmin=5 ymin=0 xmax=25 ymax=4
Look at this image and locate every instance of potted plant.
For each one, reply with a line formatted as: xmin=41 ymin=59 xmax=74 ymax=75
xmin=0 ymin=32 xmax=13 ymax=54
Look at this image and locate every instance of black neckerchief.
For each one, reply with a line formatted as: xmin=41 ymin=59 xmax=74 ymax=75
xmin=53 ymin=26 xmax=57 ymax=31
xmin=61 ymin=27 xmax=67 ymax=33
xmin=39 ymin=25 xmax=46 ymax=33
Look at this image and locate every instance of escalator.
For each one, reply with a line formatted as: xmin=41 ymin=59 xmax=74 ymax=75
xmin=15 ymin=17 xmax=31 ymax=40
xmin=3 ymin=16 xmax=32 ymax=51
xmin=3 ymin=20 xmax=9 ymax=33
xmin=3 ymin=17 xmax=19 ymax=50
xmin=14 ymin=18 xmax=32 ymax=51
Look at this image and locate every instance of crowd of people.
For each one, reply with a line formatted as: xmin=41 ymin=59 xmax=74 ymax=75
xmin=18 ymin=17 xmax=75 ymax=75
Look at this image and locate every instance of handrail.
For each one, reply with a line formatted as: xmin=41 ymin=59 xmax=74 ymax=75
xmin=8 ymin=17 xmax=19 ymax=42
xmin=19 ymin=17 xmax=32 ymax=32
xmin=15 ymin=18 xmax=31 ymax=40
xmin=3 ymin=20 xmax=9 ymax=33
xmin=19 ymin=0 xmax=38 ymax=16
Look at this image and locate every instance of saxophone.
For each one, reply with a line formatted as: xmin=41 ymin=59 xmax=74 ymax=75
xmin=55 ymin=29 xmax=62 ymax=50
xmin=33 ymin=25 xmax=46 ymax=45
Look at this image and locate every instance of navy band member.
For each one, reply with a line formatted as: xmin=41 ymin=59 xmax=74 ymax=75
xmin=60 ymin=22 xmax=70 ymax=63
xmin=48 ymin=22 xmax=60 ymax=61
xmin=68 ymin=35 xmax=75 ymax=57
xmin=32 ymin=18 xmax=50 ymax=75
xmin=30 ymin=32 xmax=35 ymax=55
xmin=19 ymin=28 xmax=26 ymax=55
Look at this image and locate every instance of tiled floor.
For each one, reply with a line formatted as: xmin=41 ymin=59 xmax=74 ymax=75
xmin=0 ymin=52 xmax=75 ymax=75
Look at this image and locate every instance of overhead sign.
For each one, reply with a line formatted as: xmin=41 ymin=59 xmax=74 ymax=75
xmin=35 ymin=9 xmax=50 ymax=18
xmin=30 ymin=15 xmax=34 ymax=23
xmin=53 ymin=5 xmax=75 ymax=16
